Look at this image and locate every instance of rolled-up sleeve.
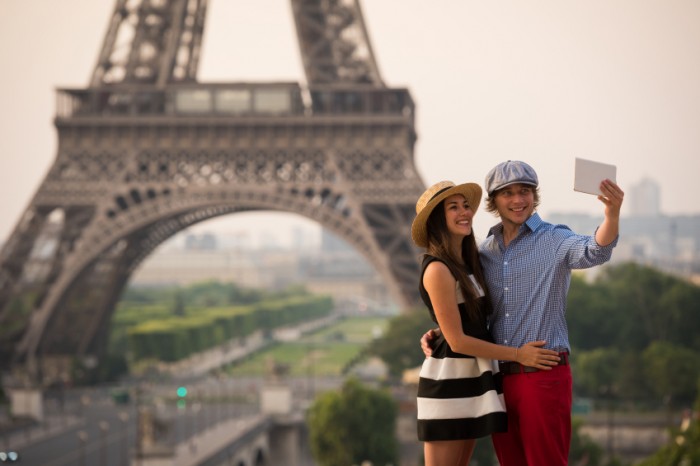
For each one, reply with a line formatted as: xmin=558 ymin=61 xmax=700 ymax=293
xmin=559 ymin=226 xmax=618 ymax=269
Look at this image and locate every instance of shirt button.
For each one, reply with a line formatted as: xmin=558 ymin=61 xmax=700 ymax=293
xmin=506 ymin=313 xmax=510 ymax=317
xmin=504 ymin=340 xmax=508 ymax=344
xmin=504 ymin=287 xmax=509 ymax=291
xmin=504 ymin=261 xmax=508 ymax=265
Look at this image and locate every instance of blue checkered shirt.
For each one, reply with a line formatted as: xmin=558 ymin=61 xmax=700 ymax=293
xmin=480 ymin=212 xmax=618 ymax=354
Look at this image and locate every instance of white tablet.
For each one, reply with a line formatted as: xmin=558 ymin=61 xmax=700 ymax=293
xmin=574 ymin=158 xmax=617 ymax=196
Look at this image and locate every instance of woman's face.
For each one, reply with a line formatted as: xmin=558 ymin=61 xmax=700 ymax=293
xmin=443 ymin=193 xmax=474 ymax=239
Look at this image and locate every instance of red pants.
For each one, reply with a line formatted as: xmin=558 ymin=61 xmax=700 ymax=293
xmin=492 ymin=364 xmax=572 ymax=466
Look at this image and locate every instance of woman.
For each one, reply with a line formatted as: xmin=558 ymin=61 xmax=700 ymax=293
xmin=411 ymin=180 xmax=560 ymax=465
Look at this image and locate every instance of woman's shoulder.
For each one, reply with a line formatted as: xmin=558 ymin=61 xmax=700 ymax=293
xmin=422 ymin=258 xmax=454 ymax=284
xmin=422 ymin=254 xmax=450 ymax=270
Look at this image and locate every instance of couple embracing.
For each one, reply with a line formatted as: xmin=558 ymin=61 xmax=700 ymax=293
xmin=412 ymin=160 xmax=624 ymax=466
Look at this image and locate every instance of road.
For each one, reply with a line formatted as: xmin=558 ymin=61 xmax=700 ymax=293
xmin=2 ymin=378 xmax=261 ymax=466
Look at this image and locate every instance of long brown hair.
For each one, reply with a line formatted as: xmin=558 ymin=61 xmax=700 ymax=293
xmin=424 ymin=200 xmax=491 ymax=322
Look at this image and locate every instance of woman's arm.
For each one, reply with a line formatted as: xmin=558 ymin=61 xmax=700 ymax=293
xmin=423 ymin=261 xmax=560 ymax=368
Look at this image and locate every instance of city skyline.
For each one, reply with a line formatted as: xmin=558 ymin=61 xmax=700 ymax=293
xmin=2 ymin=1 xmax=700 ymax=245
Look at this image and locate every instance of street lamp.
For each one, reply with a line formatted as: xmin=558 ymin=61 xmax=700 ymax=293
xmin=190 ymin=401 xmax=201 ymax=453
xmin=2 ymin=423 xmax=8 ymax=452
xmin=599 ymin=384 xmax=616 ymax=458
xmin=118 ymin=411 xmax=130 ymax=466
xmin=307 ymin=335 xmax=315 ymax=401
xmin=79 ymin=394 xmax=90 ymax=419
xmin=176 ymin=386 xmax=188 ymax=410
xmin=99 ymin=421 xmax=110 ymax=466
xmin=77 ymin=430 xmax=88 ymax=466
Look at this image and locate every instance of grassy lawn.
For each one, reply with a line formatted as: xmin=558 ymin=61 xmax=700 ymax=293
xmin=227 ymin=316 xmax=389 ymax=377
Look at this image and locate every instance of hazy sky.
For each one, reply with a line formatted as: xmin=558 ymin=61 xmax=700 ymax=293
xmin=1 ymin=0 xmax=699 ymax=244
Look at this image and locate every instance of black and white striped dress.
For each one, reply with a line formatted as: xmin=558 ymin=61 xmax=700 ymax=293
xmin=417 ymin=255 xmax=507 ymax=441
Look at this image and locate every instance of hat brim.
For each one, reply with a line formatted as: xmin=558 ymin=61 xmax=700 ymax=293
xmin=411 ymin=183 xmax=482 ymax=248
xmin=487 ymin=180 xmax=538 ymax=196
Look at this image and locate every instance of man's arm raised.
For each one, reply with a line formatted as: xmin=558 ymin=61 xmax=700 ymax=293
xmin=595 ymin=179 xmax=624 ymax=246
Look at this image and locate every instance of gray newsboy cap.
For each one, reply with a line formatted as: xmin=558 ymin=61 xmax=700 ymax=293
xmin=485 ymin=160 xmax=539 ymax=196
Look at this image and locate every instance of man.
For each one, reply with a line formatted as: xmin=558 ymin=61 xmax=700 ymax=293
xmin=421 ymin=160 xmax=624 ymax=466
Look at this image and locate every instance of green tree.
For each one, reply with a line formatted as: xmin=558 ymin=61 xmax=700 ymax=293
xmin=642 ymin=341 xmax=700 ymax=406
xmin=172 ymin=290 xmax=186 ymax=317
xmin=368 ymin=308 xmax=436 ymax=378
xmin=596 ymin=263 xmax=699 ymax=350
xmin=568 ymin=263 xmax=700 ymax=353
xmin=660 ymin=279 xmax=700 ymax=351
xmin=614 ymin=349 xmax=651 ymax=403
xmin=572 ymin=347 xmax=651 ymax=404
xmin=567 ymin=263 xmax=700 ymax=405
xmin=567 ymin=274 xmax=619 ymax=350
xmin=307 ymin=378 xmax=398 ymax=466
xmin=572 ymin=347 xmax=621 ymax=399
xmin=120 ymin=285 xmax=177 ymax=304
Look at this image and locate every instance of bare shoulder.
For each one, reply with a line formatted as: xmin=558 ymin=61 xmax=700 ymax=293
xmin=423 ymin=260 xmax=454 ymax=285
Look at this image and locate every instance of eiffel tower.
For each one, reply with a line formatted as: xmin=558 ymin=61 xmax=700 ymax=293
xmin=0 ymin=0 xmax=425 ymax=384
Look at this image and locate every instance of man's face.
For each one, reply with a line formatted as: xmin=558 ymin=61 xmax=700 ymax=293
xmin=493 ymin=183 xmax=535 ymax=226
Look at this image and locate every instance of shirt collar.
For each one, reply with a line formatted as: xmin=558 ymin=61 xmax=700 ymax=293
xmin=487 ymin=212 xmax=543 ymax=238
xmin=524 ymin=212 xmax=543 ymax=232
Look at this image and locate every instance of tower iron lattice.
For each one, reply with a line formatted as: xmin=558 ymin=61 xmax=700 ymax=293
xmin=0 ymin=0 xmax=425 ymax=383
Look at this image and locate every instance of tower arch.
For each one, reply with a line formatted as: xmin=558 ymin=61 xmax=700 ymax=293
xmin=0 ymin=1 xmax=426 ymax=382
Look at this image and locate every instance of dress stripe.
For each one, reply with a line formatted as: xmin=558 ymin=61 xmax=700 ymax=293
xmin=417 ymin=390 xmax=506 ymax=420
xmin=417 ymin=371 xmax=502 ymax=399
xmin=419 ymin=354 xmax=499 ymax=380
xmin=418 ymin=412 xmax=508 ymax=441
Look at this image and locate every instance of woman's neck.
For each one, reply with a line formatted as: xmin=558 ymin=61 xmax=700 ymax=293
xmin=449 ymin=237 xmax=464 ymax=264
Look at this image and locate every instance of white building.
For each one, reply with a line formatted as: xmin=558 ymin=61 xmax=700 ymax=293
xmin=629 ymin=177 xmax=661 ymax=217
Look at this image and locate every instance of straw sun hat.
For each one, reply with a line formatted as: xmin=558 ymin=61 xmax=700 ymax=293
xmin=411 ymin=181 xmax=483 ymax=248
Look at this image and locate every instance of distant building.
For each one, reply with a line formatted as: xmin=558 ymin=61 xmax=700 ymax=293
xmin=130 ymin=249 xmax=264 ymax=288
xmin=549 ymin=177 xmax=699 ymax=282
xmin=629 ymin=178 xmax=661 ymax=217
xmin=289 ymin=225 xmax=319 ymax=252
xmin=548 ymin=212 xmax=700 ymax=282
xmin=184 ymin=232 xmax=218 ymax=250
xmin=320 ymin=228 xmax=354 ymax=253
xmin=130 ymin=228 xmax=397 ymax=312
